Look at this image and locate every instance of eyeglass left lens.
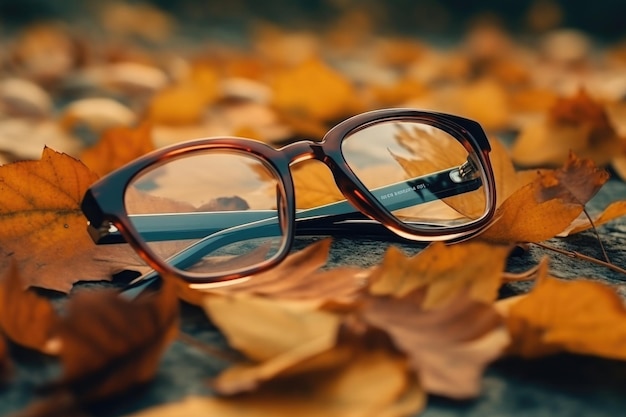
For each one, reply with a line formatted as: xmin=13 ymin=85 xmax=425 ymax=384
xmin=123 ymin=149 xmax=287 ymax=276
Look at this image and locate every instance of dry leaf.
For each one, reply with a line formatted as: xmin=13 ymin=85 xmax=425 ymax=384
xmin=480 ymin=153 xmax=609 ymax=243
xmin=512 ymin=89 xmax=624 ymax=167
xmin=80 ymin=122 xmax=154 ymax=176
xmin=559 ymin=200 xmax=626 ymax=236
xmin=60 ymin=98 xmax=137 ymax=134
xmin=504 ymin=274 xmax=626 ymax=360
xmin=0 ymin=77 xmax=52 ymax=118
xmin=0 ymin=147 xmax=143 ymax=292
xmin=369 ymin=241 xmax=511 ymax=309
xmin=53 ymin=279 xmax=178 ymax=402
xmin=129 ymin=349 xmax=423 ymax=417
xmin=272 ymin=58 xmax=358 ymax=121
xmin=204 ymin=294 xmax=342 ymax=395
xmin=184 ymin=239 xmax=365 ymax=307
xmin=0 ymin=262 xmax=60 ymax=354
xmin=362 ymin=290 xmax=509 ymax=399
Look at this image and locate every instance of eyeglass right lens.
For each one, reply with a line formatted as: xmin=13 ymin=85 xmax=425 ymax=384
xmin=341 ymin=120 xmax=489 ymax=230
xmin=123 ymin=149 xmax=286 ymax=277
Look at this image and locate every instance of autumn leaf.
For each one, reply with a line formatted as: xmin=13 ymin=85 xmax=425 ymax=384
xmin=80 ymin=122 xmax=154 ymax=177
xmin=480 ymin=153 xmax=609 ymax=243
xmin=512 ymin=89 xmax=624 ymax=167
xmin=50 ymin=279 xmax=179 ymax=403
xmin=0 ymin=147 xmax=143 ymax=292
xmin=183 ymin=239 xmax=365 ymax=307
xmin=292 ymin=161 xmax=345 ymax=209
xmin=129 ymin=349 xmax=424 ymax=417
xmin=361 ymin=289 xmax=509 ymax=399
xmin=204 ymin=294 xmax=340 ymax=393
xmin=558 ymin=200 xmax=626 ymax=236
xmin=503 ymin=273 xmax=626 ymax=360
xmin=369 ymin=241 xmax=512 ymax=309
xmin=271 ymin=58 xmax=359 ymax=121
xmin=0 ymin=262 xmax=59 ymax=354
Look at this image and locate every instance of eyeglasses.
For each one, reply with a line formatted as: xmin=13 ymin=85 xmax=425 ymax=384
xmin=81 ymin=108 xmax=496 ymax=286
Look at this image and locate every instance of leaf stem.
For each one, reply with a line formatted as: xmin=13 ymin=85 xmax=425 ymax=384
xmin=532 ymin=242 xmax=626 ymax=277
xmin=583 ymin=207 xmax=611 ymax=263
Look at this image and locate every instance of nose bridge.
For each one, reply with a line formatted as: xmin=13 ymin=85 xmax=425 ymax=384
xmin=280 ymin=140 xmax=326 ymax=164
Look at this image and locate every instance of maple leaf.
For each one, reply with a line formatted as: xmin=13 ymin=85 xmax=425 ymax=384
xmin=480 ymin=153 xmax=609 ymax=243
xmin=128 ymin=349 xmax=424 ymax=417
xmin=50 ymin=279 xmax=179 ymax=403
xmin=182 ymin=239 xmax=365 ymax=307
xmin=0 ymin=262 xmax=59 ymax=354
xmin=0 ymin=147 xmax=144 ymax=292
xmin=502 ymin=272 xmax=626 ymax=360
xmin=369 ymin=241 xmax=512 ymax=309
xmin=361 ymin=289 xmax=509 ymax=399
xmin=80 ymin=122 xmax=154 ymax=177
xmin=512 ymin=89 xmax=624 ymax=167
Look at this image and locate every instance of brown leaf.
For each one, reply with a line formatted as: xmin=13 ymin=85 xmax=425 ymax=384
xmin=0 ymin=147 xmax=143 ymax=292
xmin=53 ymin=279 xmax=179 ymax=402
xmin=368 ymin=241 xmax=511 ymax=309
xmin=361 ymin=290 xmax=509 ymax=399
xmin=480 ymin=154 xmax=609 ymax=244
xmin=183 ymin=239 xmax=365 ymax=307
xmin=503 ymin=273 xmax=626 ymax=360
xmin=0 ymin=262 xmax=60 ymax=354
xmin=80 ymin=122 xmax=154 ymax=177
xmin=129 ymin=349 xmax=424 ymax=417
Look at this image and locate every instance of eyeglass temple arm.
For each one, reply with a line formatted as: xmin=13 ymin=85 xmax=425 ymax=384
xmin=90 ymin=164 xmax=481 ymax=245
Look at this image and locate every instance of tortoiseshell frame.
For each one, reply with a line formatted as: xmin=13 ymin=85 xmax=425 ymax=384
xmin=81 ymin=108 xmax=496 ymax=283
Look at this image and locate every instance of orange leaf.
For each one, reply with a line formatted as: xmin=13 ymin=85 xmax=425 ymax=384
xmin=0 ymin=262 xmax=59 ymax=353
xmin=480 ymin=153 xmax=609 ymax=243
xmin=0 ymin=147 xmax=143 ymax=292
xmin=362 ymin=290 xmax=509 ymax=399
xmin=185 ymin=239 xmax=365 ymax=307
xmin=504 ymin=274 xmax=626 ymax=360
xmin=272 ymin=58 xmax=358 ymax=121
xmin=368 ymin=241 xmax=511 ymax=309
xmin=130 ymin=351 xmax=424 ymax=417
xmin=292 ymin=161 xmax=345 ymax=209
xmin=54 ymin=279 xmax=179 ymax=402
xmin=80 ymin=122 xmax=154 ymax=177
xmin=559 ymin=200 xmax=626 ymax=236
xmin=512 ymin=89 xmax=623 ymax=167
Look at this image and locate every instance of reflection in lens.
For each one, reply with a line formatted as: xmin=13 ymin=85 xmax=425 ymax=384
xmin=124 ymin=149 xmax=286 ymax=276
xmin=341 ymin=121 xmax=488 ymax=228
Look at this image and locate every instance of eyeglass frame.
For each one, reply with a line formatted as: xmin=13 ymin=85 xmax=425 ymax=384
xmin=81 ymin=108 xmax=497 ymax=284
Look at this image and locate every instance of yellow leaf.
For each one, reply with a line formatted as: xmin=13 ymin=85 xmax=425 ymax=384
xmin=292 ymin=160 xmax=345 ymax=208
xmin=505 ymin=274 xmax=626 ymax=360
xmin=0 ymin=262 xmax=59 ymax=354
xmin=0 ymin=147 xmax=142 ymax=292
xmin=129 ymin=349 xmax=423 ymax=417
xmin=80 ymin=122 xmax=154 ymax=177
xmin=272 ymin=58 xmax=357 ymax=121
xmin=480 ymin=153 xmax=608 ymax=243
xmin=559 ymin=200 xmax=626 ymax=236
xmin=368 ymin=241 xmax=511 ymax=309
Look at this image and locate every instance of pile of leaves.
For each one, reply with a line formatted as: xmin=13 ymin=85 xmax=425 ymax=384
xmin=0 ymin=3 xmax=626 ymax=416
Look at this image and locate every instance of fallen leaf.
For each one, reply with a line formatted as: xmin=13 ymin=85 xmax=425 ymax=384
xmin=271 ymin=58 xmax=359 ymax=122
xmin=558 ymin=200 xmax=626 ymax=236
xmin=60 ymin=98 xmax=137 ymax=134
xmin=504 ymin=273 xmax=626 ymax=360
xmin=0 ymin=77 xmax=52 ymax=118
xmin=129 ymin=349 xmax=423 ymax=417
xmin=80 ymin=122 xmax=154 ymax=176
xmin=512 ymin=89 xmax=624 ymax=167
xmin=0 ymin=147 xmax=143 ymax=292
xmin=184 ymin=239 xmax=365 ymax=307
xmin=0 ymin=262 xmax=60 ymax=354
xmin=368 ymin=241 xmax=512 ymax=309
xmin=53 ymin=279 xmax=179 ymax=402
xmin=0 ymin=119 xmax=82 ymax=160
xmin=361 ymin=289 xmax=509 ymax=399
xmin=480 ymin=153 xmax=609 ymax=243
